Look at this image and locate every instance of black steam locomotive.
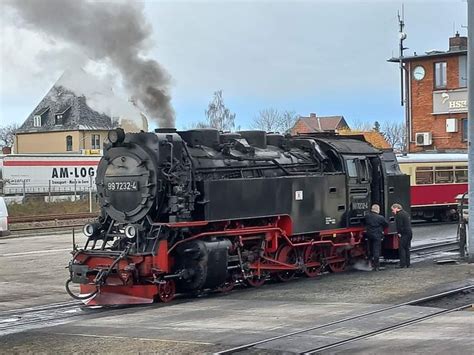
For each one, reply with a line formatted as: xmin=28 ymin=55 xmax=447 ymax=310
xmin=67 ymin=128 xmax=409 ymax=305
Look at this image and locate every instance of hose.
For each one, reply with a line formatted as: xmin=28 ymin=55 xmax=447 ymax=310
xmin=65 ymin=245 xmax=132 ymax=300
xmin=65 ymin=279 xmax=98 ymax=300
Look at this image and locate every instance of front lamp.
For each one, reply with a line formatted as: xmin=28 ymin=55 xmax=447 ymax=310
xmin=124 ymin=225 xmax=138 ymax=239
xmin=108 ymin=128 xmax=125 ymax=144
xmin=83 ymin=223 xmax=98 ymax=237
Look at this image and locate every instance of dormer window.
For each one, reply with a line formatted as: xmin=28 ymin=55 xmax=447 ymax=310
xmin=34 ymin=115 xmax=42 ymax=127
xmin=55 ymin=114 xmax=63 ymax=125
xmin=32 ymin=107 xmax=49 ymax=128
xmin=54 ymin=106 xmax=71 ymax=126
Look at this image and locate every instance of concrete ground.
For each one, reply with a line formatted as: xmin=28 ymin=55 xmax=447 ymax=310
xmin=1 ymin=223 xmax=473 ymax=354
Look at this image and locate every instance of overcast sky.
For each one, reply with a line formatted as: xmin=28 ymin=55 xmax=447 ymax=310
xmin=0 ymin=0 xmax=468 ymax=130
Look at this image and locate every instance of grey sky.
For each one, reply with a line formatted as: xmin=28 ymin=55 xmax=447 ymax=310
xmin=0 ymin=0 xmax=468 ymax=129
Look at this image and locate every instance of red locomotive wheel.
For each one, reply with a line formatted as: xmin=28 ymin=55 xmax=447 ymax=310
xmin=246 ymin=274 xmax=266 ymax=287
xmin=275 ymin=245 xmax=296 ymax=282
xmin=326 ymin=248 xmax=347 ymax=273
xmin=157 ymin=280 xmax=176 ymax=303
xmin=303 ymin=245 xmax=323 ymax=278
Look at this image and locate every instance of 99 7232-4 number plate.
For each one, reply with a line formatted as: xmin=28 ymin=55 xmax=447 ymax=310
xmin=106 ymin=181 xmax=138 ymax=191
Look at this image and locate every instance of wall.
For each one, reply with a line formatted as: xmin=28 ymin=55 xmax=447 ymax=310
xmin=409 ymin=54 xmax=468 ymax=152
xmin=14 ymin=130 xmax=109 ymax=154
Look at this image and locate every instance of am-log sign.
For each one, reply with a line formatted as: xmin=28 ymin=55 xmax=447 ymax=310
xmin=2 ymin=156 xmax=101 ymax=194
xmin=433 ymin=88 xmax=468 ymax=114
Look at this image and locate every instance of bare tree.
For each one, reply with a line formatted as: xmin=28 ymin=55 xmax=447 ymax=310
xmin=252 ymin=108 xmax=282 ymax=132
xmin=205 ymin=90 xmax=236 ymax=131
xmin=280 ymin=111 xmax=298 ymax=134
xmin=349 ymin=119 xmax=373 ymax=131
xmin=252 ymin=109 xmax=298 ymax=133
xmin=0 ymin=123 xmax=19 ymax=148
xmin=185 ymin=121 xmax=210 ymax=129
xmin=382 ymin=121 xmax=406 ymax=152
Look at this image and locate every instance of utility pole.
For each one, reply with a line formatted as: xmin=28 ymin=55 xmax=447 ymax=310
xmin=468 ymin=0 xmax=474 ymax=262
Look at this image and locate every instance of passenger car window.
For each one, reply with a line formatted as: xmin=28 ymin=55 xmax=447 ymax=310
xmin=434 ymin=166 xmax=454 ymax=184
xmin=455 ymin=166 xmax=468 ymax=183
xmin=415 ymin=167 xmax=433 ymax=185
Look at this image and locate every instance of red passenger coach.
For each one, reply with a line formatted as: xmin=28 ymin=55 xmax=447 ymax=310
xmin=397 ymin=154 xmax=468 ymax=221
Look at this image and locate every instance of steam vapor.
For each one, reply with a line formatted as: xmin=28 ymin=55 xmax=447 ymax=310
xmin=7 ymin=0 xmax=175 ymax=128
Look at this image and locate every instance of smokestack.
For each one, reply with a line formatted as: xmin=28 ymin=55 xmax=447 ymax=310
xmin=449 ymin=32 xmax=468 ymax=51
xmin=6 ymin=0 xmax=175 ymax=128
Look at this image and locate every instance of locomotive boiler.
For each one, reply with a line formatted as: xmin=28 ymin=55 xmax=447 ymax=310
xmin=66 ymin=128 xmax=410 ymax=305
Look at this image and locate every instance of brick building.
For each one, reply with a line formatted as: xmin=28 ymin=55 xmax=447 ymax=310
xmin=291 ymin=113 xmax=349 ymax=135
xmin=290 ymin=113 xmax=390 ymax=149
xmin=390 ymin=33 xmax=468 ymax=153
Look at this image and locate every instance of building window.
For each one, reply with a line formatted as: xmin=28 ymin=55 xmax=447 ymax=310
xmin=55 ymin=114 xmax=63 ymax=125
xmin=461 ymin=119 xmax=468 ymax=142
xmin=33 ymin=115 xmax=42 ymax=127
xmin=91 ymin=134 xmax=101 ymax=149
xmin=434 ymin=62 xmax=447 ymax=89
xmin=459 ymin=56 xmax=467 ymax=88
xmin=66 ymin=135 xmax=73 ymax=151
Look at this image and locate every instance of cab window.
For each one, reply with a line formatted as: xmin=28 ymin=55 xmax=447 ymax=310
xmin=346 ymin=159 xmax=358 ymax=178
xmin=359 ymin=159 xmax=370 ymax=182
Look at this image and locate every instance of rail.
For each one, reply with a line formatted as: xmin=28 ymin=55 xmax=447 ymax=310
xmin=215 ymin=284 xmax=474 ymax=354
xmin=9 ymin=212 xmax=98 ymax=224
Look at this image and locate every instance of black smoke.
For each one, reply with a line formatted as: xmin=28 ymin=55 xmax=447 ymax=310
xmin=7 ymin=0 xmax=175 ymax=127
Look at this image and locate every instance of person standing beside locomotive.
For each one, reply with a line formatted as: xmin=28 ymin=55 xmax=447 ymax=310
xmin=391 ymin=203 xmax=413 ymax=268
xmin=364 ymin=204 xmax=388 ymax=271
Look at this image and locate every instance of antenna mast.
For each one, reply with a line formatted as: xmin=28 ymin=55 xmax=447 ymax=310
xmin=398 ymin=5 xmax=408 ymax=106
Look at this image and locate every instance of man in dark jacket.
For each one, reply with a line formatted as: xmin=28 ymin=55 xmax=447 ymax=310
xmin=365 ymin=204 xmax=388 ymax=271
xmin=391 ymin=203 xmax=413 ymax=268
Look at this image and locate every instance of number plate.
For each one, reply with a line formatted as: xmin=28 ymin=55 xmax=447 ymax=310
xmin=106 ymin=181 xmax=138 ymax=191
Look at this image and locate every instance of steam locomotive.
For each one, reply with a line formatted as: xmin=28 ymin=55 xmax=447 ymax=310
xmin=66 ymin=128 xmax=410 ymax=305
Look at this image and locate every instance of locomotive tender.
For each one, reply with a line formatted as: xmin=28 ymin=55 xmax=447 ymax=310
xmin=67 ymin=128 xmax=410 ymax=305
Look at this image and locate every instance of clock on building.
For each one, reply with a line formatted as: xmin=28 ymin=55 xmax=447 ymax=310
xmin=413 ymin=66 xmax=425 ymax=81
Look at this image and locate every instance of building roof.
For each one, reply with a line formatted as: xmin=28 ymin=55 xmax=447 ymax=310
xmin=17 ymin=69 xmax=147 ymax=134
xmin=388 ymin=49 xmax=467 ymax=63
xmin=291 ymin=114 xmax=348 ymax=135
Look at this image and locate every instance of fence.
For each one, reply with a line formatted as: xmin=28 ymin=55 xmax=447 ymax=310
xmin=1 ymin=177 xmax=98 ymax=212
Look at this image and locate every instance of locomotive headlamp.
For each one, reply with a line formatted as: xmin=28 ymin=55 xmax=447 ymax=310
xmin=108 ymin=128 xmax=125 ymax=144
xmin=83 ymin=223 xmax=96 ymax=237
xmin=124 ymin=224 xmax=137 ymax=239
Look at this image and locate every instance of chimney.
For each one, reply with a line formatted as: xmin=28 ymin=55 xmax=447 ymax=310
xmin=449 ymin=32 xmax=467 ymax=51
xmin=309 ymin=113 xmax=317 ymax=118
xmin=2 ymin=146 xmax=12 ymax=154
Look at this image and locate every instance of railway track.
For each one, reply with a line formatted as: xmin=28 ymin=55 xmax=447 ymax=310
xmin=9 ymin=212 xmax=97 ymax=224
xmin=0 ymin=301 xmax=84 ymax=336
xmin=411 ymin=239 xmax=459 ymax=255
xmin=215 ymin=285 xmax=474 ymax=354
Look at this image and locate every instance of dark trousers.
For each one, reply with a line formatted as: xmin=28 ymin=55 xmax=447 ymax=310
xmin=368 ymin=236 xmax=382 ymax=268
xmin=399 ymin=234 xmax=412 ymax=267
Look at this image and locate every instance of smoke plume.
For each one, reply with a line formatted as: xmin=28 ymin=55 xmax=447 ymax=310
xmin=7 ymin=0 xmax=175 ymax=128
